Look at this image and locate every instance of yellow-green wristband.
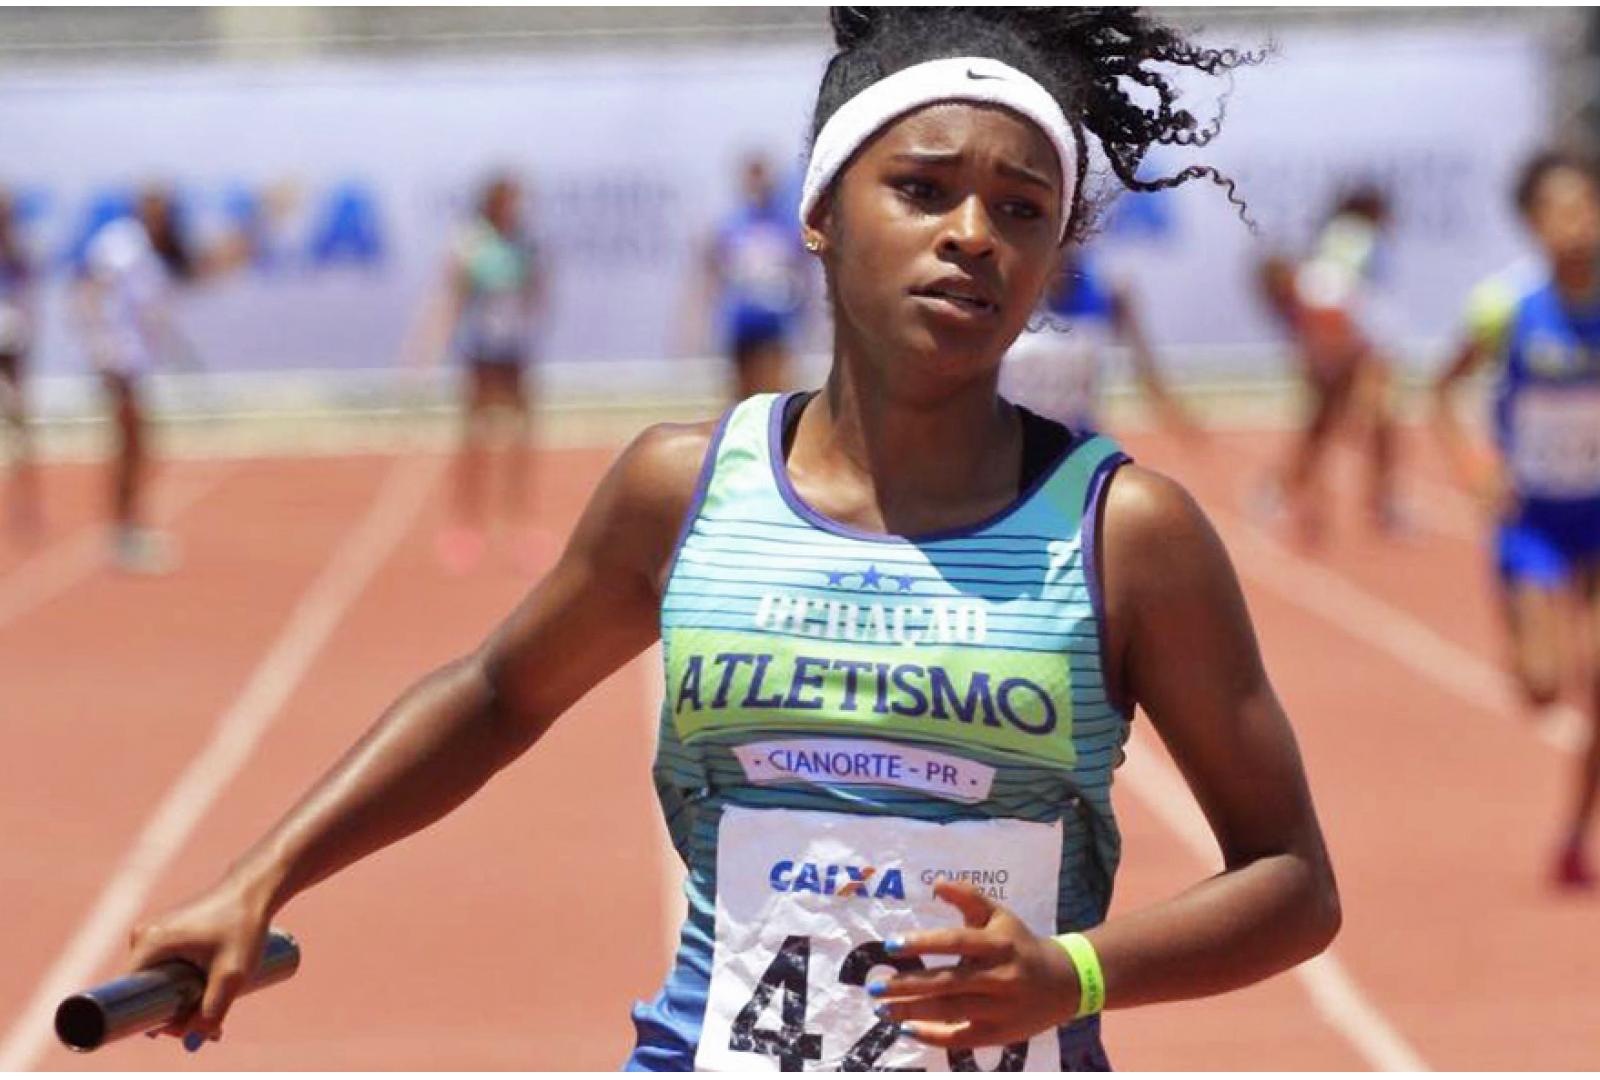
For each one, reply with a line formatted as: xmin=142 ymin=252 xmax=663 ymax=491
xmin=1053 ymin=932 xmax=1106 ymax=1019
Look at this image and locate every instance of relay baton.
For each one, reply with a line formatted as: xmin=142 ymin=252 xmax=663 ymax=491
xmin=53 ymin=928 xmax=300 ymax=1052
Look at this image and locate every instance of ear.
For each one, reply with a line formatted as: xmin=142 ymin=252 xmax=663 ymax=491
xmin=801 ymin=193 xmax=835 ymax=256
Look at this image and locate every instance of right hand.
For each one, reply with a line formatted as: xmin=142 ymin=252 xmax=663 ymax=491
xmin=127 ymin=875 xmax=276 ymax=1045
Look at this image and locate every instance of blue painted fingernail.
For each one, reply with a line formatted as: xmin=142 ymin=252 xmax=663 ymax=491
xmin=884 ymin=936 xmax=904 ymax=955
xmin=183 ymin=1032 xmax=204 ymax=1053
xmin=866 ymin=979 xmax=888 ymax=997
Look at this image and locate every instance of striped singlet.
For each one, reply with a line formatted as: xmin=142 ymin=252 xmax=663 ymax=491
xmin=627 ymin=393 xmax=1131 ymax=1072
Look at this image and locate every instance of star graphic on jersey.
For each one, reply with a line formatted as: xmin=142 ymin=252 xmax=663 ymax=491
xmin=859 ymin=565 xmax=884 ymax=590
xmin=824 ymin=569 xmax=849 ymax=587
xmin=895 ymin=574 xmax=916 ymax=592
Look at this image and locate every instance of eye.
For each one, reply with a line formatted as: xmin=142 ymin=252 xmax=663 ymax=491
xmin=893 ymin=177 xmax=940 ymax=203
xmin=1002 ymin=198 xmax=1045 ymax=222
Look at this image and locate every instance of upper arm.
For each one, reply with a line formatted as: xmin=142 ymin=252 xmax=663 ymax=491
xmin=1100 ymin=466 xmax=1328 ymax=868
xmin=475 ymin=420 xmax=715 ymax=742
xmin=1440 ymin=277 xmax=1515 ymax=390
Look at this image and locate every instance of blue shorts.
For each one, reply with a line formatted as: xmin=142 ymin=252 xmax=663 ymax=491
xmin=725 ymin=306 xmax=793 ymax=363
xmin=1496 ymin=497 xmax=1600 ymax=587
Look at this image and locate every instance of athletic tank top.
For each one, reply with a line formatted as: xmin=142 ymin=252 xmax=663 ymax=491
xmin=1464 ymin=261 xmax=1600 ymax=505
xmin=629 ymin=392 xmax=1131 ymax=1072
xmin=452 ymin=217 xmax=536 ymax=362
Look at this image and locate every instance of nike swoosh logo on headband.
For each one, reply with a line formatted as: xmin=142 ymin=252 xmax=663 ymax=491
xmin=966 ymin=68 xmax=1004 ymax=81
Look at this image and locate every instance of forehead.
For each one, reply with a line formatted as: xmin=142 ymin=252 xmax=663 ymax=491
xmin=861 ymin=102 xmax=1062 ymax=184
xmin=1533 ymin=167 xmax=1600 ymax=212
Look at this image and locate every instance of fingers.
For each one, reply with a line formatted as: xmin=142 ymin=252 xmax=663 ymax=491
xmin=931 ymin=881 xmax=996 ymax=927
xmin=873 ymin=963 xmax=1011 ymax=1002
xmin=887 ymin=926 xmax=1015 ymax=964
xmin=875 ymin=993 xmax=996 ymax=1026
xmin=192 ymin=943 xmax=252 ymax=1041
xmin=898 ymin=1019 xmax=990 ymax=1050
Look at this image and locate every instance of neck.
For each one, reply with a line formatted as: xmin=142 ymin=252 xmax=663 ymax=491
xmin=1554 ymin=256 xmax=1598 ymax=301
xmin=792 ymin=327 xmax=1021 ymax=531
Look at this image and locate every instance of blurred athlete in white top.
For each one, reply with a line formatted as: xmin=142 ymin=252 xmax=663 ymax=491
xmin=76 ymin=185 xmax=263 ymax=573
xmin=0 ymin=188 xmax=39 ymax=540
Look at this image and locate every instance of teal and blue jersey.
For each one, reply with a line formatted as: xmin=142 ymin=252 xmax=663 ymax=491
xmin=627 ymin=393 xmax=1130 ymax=1072
xmin=1463 ymin=262 xmax=1600 ymax=581
xmin=451 ymin=217 xmax=538 ymax=365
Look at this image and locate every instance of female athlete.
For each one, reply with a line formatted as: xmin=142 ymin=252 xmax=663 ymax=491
xmin=128 ymin=9 xmax=1340 ymax=1069
xmin=1000 ymin=245 xmax=1204 ymax=440
xmin=75 ymin=185 xmax=264 ymax=573
xmin=410 ymin=174 xmax=550 ymax=574
xmin=0 ymin=188 xmax=39 ymax=539
xmin=1432 ymin=150 xmax=1600 ymax=889
xmin=1256 ymin=186 xmax=1402 ymax=545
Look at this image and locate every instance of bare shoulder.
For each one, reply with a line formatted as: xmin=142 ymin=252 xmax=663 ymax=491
xmin=1103 ymin=463 xmax=1213 ymax=544
xmin=612 ymin=418 xmax=720 ymax=516
xmin=1100 ymin=463 xmax=1233 ymax=596
xmin=567 ymin=418 xmax=721 ymax=590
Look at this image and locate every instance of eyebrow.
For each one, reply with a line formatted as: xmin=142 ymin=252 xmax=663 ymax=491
xmin=887 ymin=151 xmax=1058 ymax=194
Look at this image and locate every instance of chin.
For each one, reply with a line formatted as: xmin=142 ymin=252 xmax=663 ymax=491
xmin=898 ymin=327 xmax=1008 ymax=383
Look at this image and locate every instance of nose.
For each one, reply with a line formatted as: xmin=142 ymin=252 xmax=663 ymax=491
xmin=937 ymin=194 xmax=997 ymax=260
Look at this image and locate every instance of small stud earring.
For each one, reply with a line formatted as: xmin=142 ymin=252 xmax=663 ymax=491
xmin=804 ymin=236 xmax=823 ymax=253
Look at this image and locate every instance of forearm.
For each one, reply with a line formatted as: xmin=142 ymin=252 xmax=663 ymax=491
xmin=1087 ymin=845 xmax=1339 ymax=1009
xmin=228 ymin=655 xmax=535 ymax=914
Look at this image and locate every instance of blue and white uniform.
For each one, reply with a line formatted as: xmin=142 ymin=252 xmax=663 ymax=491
xmin=715 ymin=203 xmax=807 ymax=361
xmin=1465 ymin=262 xmax=1600 ymax=584
xmin=80 ymin=217 xmax=173 ymax=377
xmin=0 ymin=250 xmax=31 ymax=359
xmin=628 ymin=393 xmax=1130 ymax=1071
xmin=1001 ymin=258 xmax=1118 ymax=432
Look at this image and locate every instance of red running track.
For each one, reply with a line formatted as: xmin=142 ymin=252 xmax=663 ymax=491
xmin=0 ymin=423 xmax=1593 ymax=1071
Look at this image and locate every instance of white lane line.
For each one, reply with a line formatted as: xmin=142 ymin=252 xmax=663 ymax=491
xmin=0 ymin=465 xmax=233 ymax=630
xmin=0 ymin=454 xmax=441 ymax=1071
xmin=1212 ymin=507 xmax=1582 ymax=753
xmin=1118 ymin=727 xmax=1431 ymax=1072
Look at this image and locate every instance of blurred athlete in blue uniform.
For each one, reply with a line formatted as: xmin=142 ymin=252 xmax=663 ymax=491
xmin=1433 ymin=150 xmax=1600 ymax=889
xmin=1000 ymin=250 xmax=1201 ymax=439
xmin=700 ymin=155 xmax=810 ymax=402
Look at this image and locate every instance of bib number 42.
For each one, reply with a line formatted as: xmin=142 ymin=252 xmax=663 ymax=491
xmin=729 ymin=934 xmax=1030 ymax=1072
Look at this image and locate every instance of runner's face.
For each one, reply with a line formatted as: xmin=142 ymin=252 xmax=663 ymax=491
xmin=486 ymin=183 xmax=520 ymax=233
xmin=1528 ymin=167 xmax=1600 ymax=269
xmin=815 ymin=103 xmax=1064 ymax=384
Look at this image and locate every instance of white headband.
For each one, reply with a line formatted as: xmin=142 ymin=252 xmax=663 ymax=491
xmin=799 ymin=56 xmax=1079 ymax=241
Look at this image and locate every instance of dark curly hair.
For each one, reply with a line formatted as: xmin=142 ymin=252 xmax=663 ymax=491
xmin=811 ymin=7 xmax=1258 ymax=241
xmin=1513 ymin=148 xmax=1600 ymax=218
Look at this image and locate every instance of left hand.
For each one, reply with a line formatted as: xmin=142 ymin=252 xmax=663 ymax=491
xmin=871 ymin=881 xmax=1082 ymax=1051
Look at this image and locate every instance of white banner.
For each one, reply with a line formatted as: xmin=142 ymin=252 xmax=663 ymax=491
xmin=0 ymin=25 xmax=1553 ymax=393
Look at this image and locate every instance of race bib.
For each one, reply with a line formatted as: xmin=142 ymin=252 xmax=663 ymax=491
xmin=696 ymin=806 xmax=1064 ymax=1072
xmin=1510 ymin=387 xmax=1600 ymax=498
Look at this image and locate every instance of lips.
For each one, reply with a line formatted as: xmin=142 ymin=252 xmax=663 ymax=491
xmin=910 ymin=277 xmax=1000 ymax=316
